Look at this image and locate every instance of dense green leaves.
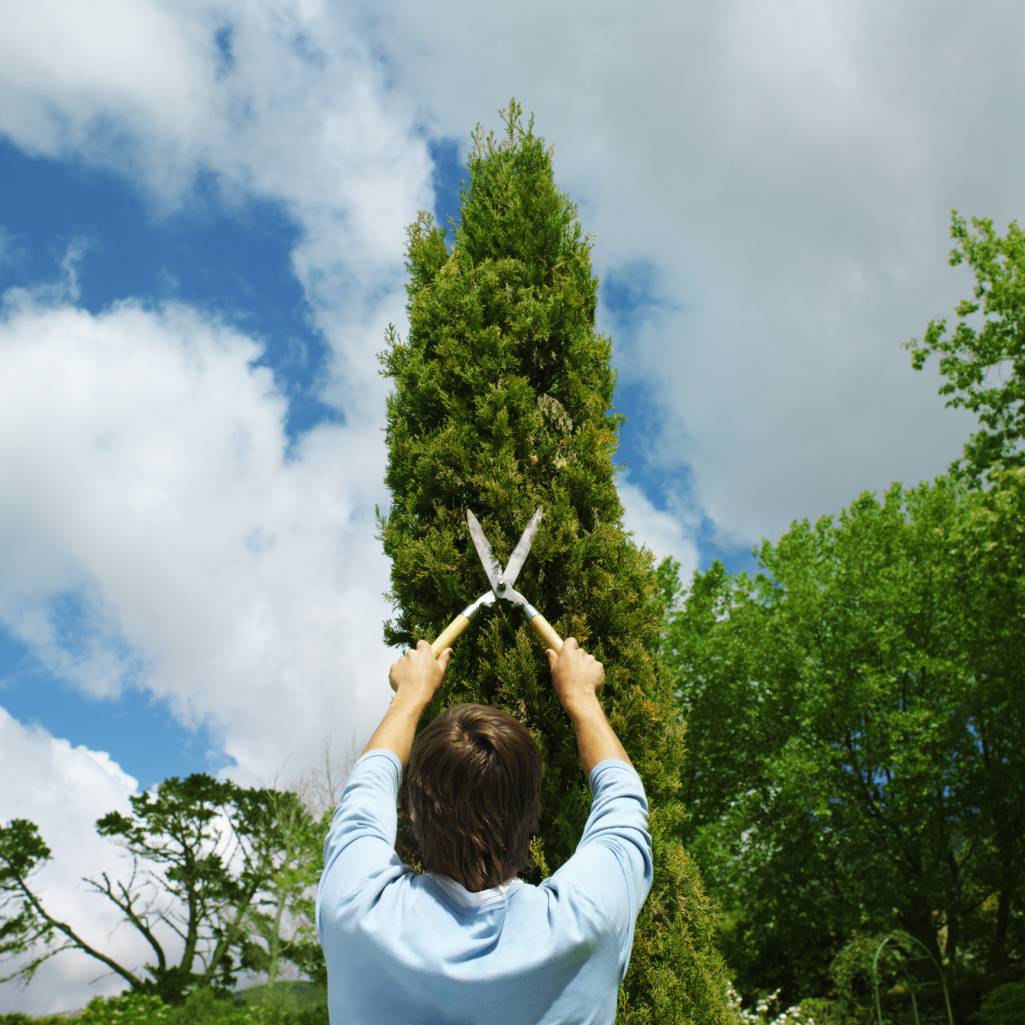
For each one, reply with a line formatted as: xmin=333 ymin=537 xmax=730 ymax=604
xmin=379 ymin=102 xmax=733 ymax=1023
xmin=659 ymin=210 xmax=1025 ymax=1017
xmin=979 ymin=979 xmax=1025 ymax=1025
xmin=662 ymin=472 xmax=1025 ymax=1007
xmin=0 ymin=820 xmax=62 ymax=978
xmin=0 ymin=986 xmax=330 ymax=1025
xmin=908 ymin=213 xmax=1025 ymax=483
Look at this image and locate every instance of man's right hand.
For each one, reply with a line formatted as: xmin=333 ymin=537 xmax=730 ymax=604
xmin=389 ymin=639 xmax=452 ymax=704
xmin=546 ymin=638 xmax=604 ymax=714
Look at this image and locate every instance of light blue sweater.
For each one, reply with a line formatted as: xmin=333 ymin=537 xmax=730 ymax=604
xmin=317 ymin=749 xmax=653 ymax=1025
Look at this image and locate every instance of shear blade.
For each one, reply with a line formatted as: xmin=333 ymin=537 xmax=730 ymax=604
xmin=504 ymin=507 xmax=543 ymax=589
xmin=467 ymin=506 xmax=544 ymax=594
xmin=467 ymin=511 xmax=503 ymax=591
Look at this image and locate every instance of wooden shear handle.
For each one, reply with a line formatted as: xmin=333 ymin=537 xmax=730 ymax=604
xmin=430 ymin=614 xmax=473 ymax=658
xmin=429 ymin=608 xmax=563 ymax=658
xmin=528 ymin=613 xmax=563 ymax=654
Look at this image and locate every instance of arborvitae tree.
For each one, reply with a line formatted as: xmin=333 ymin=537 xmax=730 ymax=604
xmin=378 ymin=103 xmax=732 ymax=1024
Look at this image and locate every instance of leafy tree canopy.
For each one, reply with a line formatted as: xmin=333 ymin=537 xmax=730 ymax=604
xmin=660 ymin=471 xmax=1025 ymax=1008
xmin=908 ymin=213 xmax=1025 ymax=484
xmin=1 ymin=775 xmax=324 ymax=1004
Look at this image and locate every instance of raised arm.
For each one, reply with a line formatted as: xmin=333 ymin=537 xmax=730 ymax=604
xmin=361 ymin=641 xmax=452 ymax=768
xmin=546 ymin=638 xmax=631 ymax=775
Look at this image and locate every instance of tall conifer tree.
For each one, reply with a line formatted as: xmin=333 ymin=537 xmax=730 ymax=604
xmin=379 ymin=103 xmax=731 ymax=1024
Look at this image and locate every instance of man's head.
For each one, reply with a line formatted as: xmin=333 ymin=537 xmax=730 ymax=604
xmin=406 ymin=703 xmax=543 ymax=892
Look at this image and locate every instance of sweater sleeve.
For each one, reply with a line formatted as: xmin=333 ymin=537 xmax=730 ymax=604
xmin=556 ymin=759 xmax=654 ymax=978
xmin=316 ymin=749 xmax=409 ymax=929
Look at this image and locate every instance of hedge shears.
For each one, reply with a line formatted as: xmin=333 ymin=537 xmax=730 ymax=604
xmin=430 ymin=507 xmax=564 ymax=657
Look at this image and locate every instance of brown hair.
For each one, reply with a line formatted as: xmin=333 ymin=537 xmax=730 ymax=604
xmin=406 ymin=704 xmax=542 ymax=892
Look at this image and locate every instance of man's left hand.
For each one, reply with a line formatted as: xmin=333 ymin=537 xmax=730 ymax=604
xmin=361 ymin=642 xmax=453 ymax=766
xmin=389 ymin=640 xmax=452 ymax=705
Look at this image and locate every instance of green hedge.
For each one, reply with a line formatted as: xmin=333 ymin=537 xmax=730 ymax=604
xmin=0 ymin=985 xmax=328 ymax=1025
xmin=979 ymin=980 xmax=1025 ymax=1025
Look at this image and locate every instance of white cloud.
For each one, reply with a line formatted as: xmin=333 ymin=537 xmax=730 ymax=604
xmin=0 ymin=291 xmax=395 ymax=781
xmin=0 ymin=0 xmax=209 ymax=185
xmin=7 ymin=0 xmax=1013 ymax=545
xmin=5 ymin=0 xmax=1021 ymax=543
xmin=358 ymin=0 xmax=1019 ymax=541
xmin=0 ymin=0 xmax=433 ymax=420
xmin=618 ymin=477 xmax=699 ymax=586
xmin=0 ymin=708 xmax=145 ymax=1015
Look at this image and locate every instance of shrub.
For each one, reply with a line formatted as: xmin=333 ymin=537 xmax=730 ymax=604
xmin=77 ymin=993 xmax=171 ymax=1024
xmin=44 ymin=987 xmax=329 ymax=1025
xmin=978 ymin=980 xmax=1025 ymax=1025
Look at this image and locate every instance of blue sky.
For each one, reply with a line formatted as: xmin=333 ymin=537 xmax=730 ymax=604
xmin=1 ymin=138 xmax=333 ymax=439
xmin=0 ymin=119 xmax=751 ymax=791
xmin=2 ymin=2 xmax=1022 ymax=1012
xmin=1 ymin=140 xmax=330 ymax=786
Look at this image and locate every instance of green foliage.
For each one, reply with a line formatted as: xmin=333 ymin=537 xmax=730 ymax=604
xmin=661 ymin=472 xmax=1025 ymax=1006
xmin=77 ymin=992 xmax=172 ymax=1025
xmin=0 ymin=1014 xmax=64 ymax=1025
xmin=162 ymin=986 xmax=325 ymax=1025
xmin=0 ymin=819 xmax=61 ymax=981
xmin=1 ymin=778 xmax=325 ymax=1004
xmin=46 ymin=987 xmax=329 ymax=1025
xmin=829 ymin=931 xmax=951 ymax=1024
xmin=978 ymin=979 xmax=1025 ymax=1025
xmin=790 ymin=998 xmax=851 ymax=1025
xmin=829 ymin=933 xmax=900 ymax=1018
xmin=92 ymin=773 xmax=247 ymax=999
xmin=233 ymin=791 xmax=326 ymax=989
xmin=725 ymin=982 xmax=823 ymax=1024
xmin=236 ymin=981 xmax=327 ymax=1014
xmin=378 ymin=101 xmax=733 ymax=1023
xmin=907 ymin=213 xmax=1025 ymax=484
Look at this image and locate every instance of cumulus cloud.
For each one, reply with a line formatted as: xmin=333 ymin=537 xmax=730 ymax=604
xmin=0 ymin=0 xmax=433 ymax=417
xmin=0 ymin=290 xmax=395 ymax=781
xmin=0 ymin=0 xmax=442 ymax=784
xmin=362 ymin=0 xmax=1019 ymax=540
xmin=0 ymin=709 xmax=146 ymax=1015
xmin=7 ymin=0 xmax=1015 ymax=548
xmin=618 ymin=478 xmax=699 ymax=584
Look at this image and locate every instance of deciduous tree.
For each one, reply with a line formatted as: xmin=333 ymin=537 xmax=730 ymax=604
xmin=907 ymin=213 xmax=1025 ymax=484
xmin=0 ymin=775 xmax=325 ymax=1003
xmin=661 ymin=473 xmax=1025 ymax=1006
xmin=236 ymin=788 xmax=325 ymax=990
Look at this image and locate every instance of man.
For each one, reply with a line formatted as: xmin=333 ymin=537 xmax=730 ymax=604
xmin=317 ymin=637 xmax=653 ymax=1024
